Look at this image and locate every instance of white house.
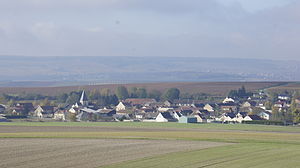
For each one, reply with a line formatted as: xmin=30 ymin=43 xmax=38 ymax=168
xmin=33 ymin=105 xmax=55 ymax=119
xmin=243 ymin=115 xmax=263 ymax=122
xmin=158 ymin=107 xmax=174 ymax=112
xmin=258 ymin=111 xmax=272 ymax=120
xmin=218 ymin=113 xmax=236 ymax=123
xmin=278 ymin=95 xmax=290 ymax=100
xmin=192 ymin=113 xmax=207 ymax=123
xmin=172 ymin=111 xmax=182 ymax=120
xmin=204 ymin=104 xmax=215 ymax=112
xmin=116 ymin=102 xmax=132 ymax=111
xmin=53 ymin=110 xmax=66 ymax=121
xmin=235 ymin=112 xmax=248 ymax=123
xmin=223 ymin=97 xmax=235 ymax=103
xmin=155 ymin=112 xmax=176 ymax=122
xmin=0 ymin=104 xmax=6 ymax=113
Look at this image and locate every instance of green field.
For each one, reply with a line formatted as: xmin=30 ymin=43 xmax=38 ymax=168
xmin=0 ymin=122 xmax=300 ymax=168
xmin=1 ymin=122 xmax=300 ymax=133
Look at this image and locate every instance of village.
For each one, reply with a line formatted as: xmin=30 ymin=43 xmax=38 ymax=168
xmin=0 ymin=86 xmax=299 ymax=125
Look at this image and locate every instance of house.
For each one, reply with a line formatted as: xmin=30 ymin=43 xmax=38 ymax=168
xmin=223 ymin=97 xmax=235 ymax=103
xmin=69 ymin=106 xmax=79 ymax=114
xmin=235 ymin=112 xmax=249 ymax=123
xmin=278 ymin=94 xmax=290 ymax=101
xmin=76 ymin=108 xmax=101 ymax=121
xmin=16 ymin=103 xmax=34 ymax=111
xmin=179 ymin=109 xmax=194 ymax=116
xmin=33 ymin=105 xmax=55 ymax=118
xmin=258 ymin=111 xmax=272 ymax=120
xmin=0 ymin=115 xmax=8 ymax=122
xmin=164 ymin=100 xmax=173 ymax=107
xmin=140 ymin=107 xmax=155 ymax=113
xmin=12 ymin=109 xmax=23 ymax=115
xmin=98 ymin=109 xmax=116 ymax=117
xmin=243 ymin=115 xmax=264 ymax=122
xmin=135 ymin=112 xmax=145 ymax=119
xmin=125 ymin=98 xmax=157 ymax=106
xmin=116 ymin=102 xmax=132 ymax=111
xmin=219 ymin=112 xmax=236 ymax=123
xmin=172 ymin=111 xmax=182 ymax=120
xmin=13 ymin=103 xmax=34 ymax=115
xmin=204 ymin=104 xmax=216 ymax=112
xmin=53 ymin=109 xmax=67 ymax=121
xmin=295 ymin=98 xmax=300 ymax=104
xmin=191 ymin=112 xmax=207 ymax=123
xmin=178 ymin=116 xmax=197 ymax=123
xmin=158 ymin=107 xmax=174 ymax=112
xmin=219 ymin=103 xmax=238 ymax=113
xmin=155 ymin=112 xmax=177 ymax=122
xmin=242 ymin=101 xmax=257 ymax=108
xmin=173 ymin=99 xmax=196 ymax=107
xmin=143 ymin=112 xmax=159 ymax=120
xmin=0 ymin=105 xmax=6 ymax=114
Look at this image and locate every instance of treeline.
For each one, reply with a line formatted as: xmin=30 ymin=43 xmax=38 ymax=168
xmin=0 ymin=86 xmax=215 ymax=107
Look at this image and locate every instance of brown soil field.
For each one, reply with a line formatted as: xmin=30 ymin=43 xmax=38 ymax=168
xmin=0 ymin=82 xmax=286 ymax=96
xmin=0 ymin=138 xmax=227 ymax=168
xmin=267 ymin=82 xmax=300 ymax=93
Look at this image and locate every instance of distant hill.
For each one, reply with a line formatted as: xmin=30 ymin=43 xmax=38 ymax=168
xmin=0 ymin=56 xmax=299 ymax=87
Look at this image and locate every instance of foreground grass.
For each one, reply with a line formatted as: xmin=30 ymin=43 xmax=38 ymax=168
xmin=1 ymin=122 xmax=300 ymax=168
xmin=102 ymin=143 xmax=300 ymax=168
xmin=0 ymin=122 xmax=299 ymax=133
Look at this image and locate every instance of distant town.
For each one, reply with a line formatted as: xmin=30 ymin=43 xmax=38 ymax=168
xmin=0 ymin=85 xmax=300 ymax=125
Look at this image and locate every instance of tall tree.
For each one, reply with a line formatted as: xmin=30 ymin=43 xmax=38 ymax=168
xmin=115 ymin=86 xmax=129 ymax=100
xmin=148 ymin=90 xmax=162 ymax=101
xmin=163 ymin=88 xmax=180 ymax=101
xmin=136 ymin=88 xmax=147 ymax=98
xmin=129 ymin=87 xmax=138 ymax=98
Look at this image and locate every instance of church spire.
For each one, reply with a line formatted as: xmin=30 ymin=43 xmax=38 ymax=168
xmin=79 ymin=90 xmax=88 ymax=106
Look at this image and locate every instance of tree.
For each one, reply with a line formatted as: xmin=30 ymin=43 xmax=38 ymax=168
xmin=271 ymin=107 xmax=281 ymax=121
xmin=136 ymin=88 xmax=147 ymax=98
xmin=100 ymin=88 xmax=110 ymax=96
xmin=115 ymin=86 xmax=129 ymax=100
xmin=57 ymin=93 xmax=68 ymax=103
xmin=228 ymin=90 xmax=238 ymax=98
xmin=238 ymin=85 xmax=246 ymax=98
xmin=129 ymin=87 xmax=138 ymax=98
xmin=148 ymin=90 xmax=162 ymax=101
xmin=69 ymin=113 xmax=77 ymax=122
xmin=264 ymin=101 xmax=273 ymax=110
xmin=163 ymin=88 xmax=180 ymax=101
xmin=268 ymin=92 xmax=278 ymax=103
xmin=293 ymin=109 xmax=300 ymax=123
xmin=66 ymin=91 xmax=81 ymax=105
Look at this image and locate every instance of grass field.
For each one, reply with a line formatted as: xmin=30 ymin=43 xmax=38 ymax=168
xmin=0 ymin=122 xmax=300 ymax=168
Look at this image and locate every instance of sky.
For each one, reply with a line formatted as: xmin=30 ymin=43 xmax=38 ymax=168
xmin=0 ymin=0 xmax=299 ymax=60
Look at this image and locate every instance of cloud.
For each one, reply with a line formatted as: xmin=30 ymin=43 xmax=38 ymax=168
xmin=0 ymin=0 xmax=299 ymax=60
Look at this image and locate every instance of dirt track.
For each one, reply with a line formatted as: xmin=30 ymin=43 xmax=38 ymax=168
xmin=0 ymin=138 xmax=227 ymax=168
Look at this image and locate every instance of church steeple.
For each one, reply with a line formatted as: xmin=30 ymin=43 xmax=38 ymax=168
xmin=79 ymin=90 xmax=88 ymax=106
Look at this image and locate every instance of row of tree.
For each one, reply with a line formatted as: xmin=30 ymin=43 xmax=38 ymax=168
xmin=115 ymin=86 xmax=180 ymax=101
xmin=0 ymin=87 xmax=182 ymax=107
xmin=228 ymin=86 xmax=252 ymax=99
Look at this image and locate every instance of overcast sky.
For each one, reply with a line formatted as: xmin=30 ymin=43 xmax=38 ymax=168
xmin=0 ymin=0 xmax=299 ymax=60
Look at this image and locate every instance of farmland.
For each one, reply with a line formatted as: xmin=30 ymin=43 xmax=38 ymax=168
xmin=0 ymin=122 xmax=300 ymax=168
xmin=0 ymin=82 xmax=288 ymax=96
